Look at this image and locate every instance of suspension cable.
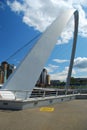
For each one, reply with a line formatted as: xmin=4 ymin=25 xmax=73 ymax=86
xmin=6 ymin=33 xmax=41 ymax=61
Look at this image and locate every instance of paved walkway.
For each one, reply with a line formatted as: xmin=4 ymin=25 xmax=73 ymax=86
xmin=0 ymin=100 xmax=87 ymax=130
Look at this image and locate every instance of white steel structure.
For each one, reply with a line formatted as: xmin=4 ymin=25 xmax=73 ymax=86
xmin=0 ymin=9 xmax=78 ymax=100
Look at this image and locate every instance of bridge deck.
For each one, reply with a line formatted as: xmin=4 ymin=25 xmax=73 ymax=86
xmin=0 ymin=100 xmax=87 ymax=130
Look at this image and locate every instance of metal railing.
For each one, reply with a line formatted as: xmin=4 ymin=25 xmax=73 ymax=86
xmin=0 ymin=88 xmax=77 ymax=100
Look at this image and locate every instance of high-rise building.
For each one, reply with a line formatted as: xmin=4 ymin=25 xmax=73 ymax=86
xmin=36 ymin=68 xmax=50 ymax=87
xmin=46 ymin=74 xmax=50 ymax=85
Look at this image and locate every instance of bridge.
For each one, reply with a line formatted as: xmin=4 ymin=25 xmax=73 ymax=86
xmin=0 ymin=6 xmax=87 ymax=130
xmin=0 ymin=8 xmax=80 ymax=110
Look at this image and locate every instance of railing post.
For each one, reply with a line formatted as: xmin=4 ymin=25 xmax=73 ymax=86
xmin=43 ymin=91 xmax=45 ymax=97
xmin=13 ymin=90 xmax=16 ymax=100
xmin=56 ymin=91 xmax=58 ymax=96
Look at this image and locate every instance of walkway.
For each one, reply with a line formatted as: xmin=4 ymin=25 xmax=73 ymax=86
xmin=0 ymin=100 xmax=87 ymax=130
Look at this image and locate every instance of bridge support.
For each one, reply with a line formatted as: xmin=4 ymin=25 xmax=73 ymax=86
xmin=65 ymin=10 xmax=79 ymax=94
xmin=1 ymin=9 xmax=79 ymax=101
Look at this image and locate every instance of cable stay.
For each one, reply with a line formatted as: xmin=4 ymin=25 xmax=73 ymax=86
xmin=5 ymin=33 xmax=41 ymax=62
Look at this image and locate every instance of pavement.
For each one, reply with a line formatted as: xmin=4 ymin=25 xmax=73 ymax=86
xmin=0 ymin=100 xmax=87 ymax=130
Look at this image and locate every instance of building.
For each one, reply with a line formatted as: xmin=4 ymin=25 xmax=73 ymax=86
xmin=0 ymin=61 xmax=15 ymax=84
xmin=36 ymin=68 xmax=50 ymax=87
xmin=46 ymin=74 xmax=50 ymax=85
xmin=50 ymin=80 xmax=60 ymax=87
xmin=0 ymin=62 xmax=50 ymax=87
xmin=70 ymin=77 xmax=87 ymax=86
xmin=0 ymin=66 xmax=4 ymax=84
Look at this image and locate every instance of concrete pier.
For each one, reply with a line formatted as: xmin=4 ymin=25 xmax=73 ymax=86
xmin=0 ymin=100 xmax=87 ymax=130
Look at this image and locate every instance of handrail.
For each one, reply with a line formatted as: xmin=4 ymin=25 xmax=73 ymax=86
xmin=0 ymin=89 xmax=77 ymax=100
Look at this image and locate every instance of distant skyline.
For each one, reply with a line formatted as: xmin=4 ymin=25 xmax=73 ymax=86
xmin=0 ymin=0 xmax=87 ymax=81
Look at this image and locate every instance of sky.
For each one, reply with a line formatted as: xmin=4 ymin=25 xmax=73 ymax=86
xmin=0 ymin=0 xmax=87 ymax=81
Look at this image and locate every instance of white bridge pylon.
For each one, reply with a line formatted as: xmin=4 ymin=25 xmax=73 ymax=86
xmin=1 ymin=9 xmax=78 ymax=100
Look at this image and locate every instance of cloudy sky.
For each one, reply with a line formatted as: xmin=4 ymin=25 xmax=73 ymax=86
xmin=0 ymin=0 xmax=87 ymax=81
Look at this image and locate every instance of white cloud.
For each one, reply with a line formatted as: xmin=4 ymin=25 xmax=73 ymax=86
xmin=76 ymin=4 xmax=87 ymax=37
xmin=68 ymin=57 xmax=87 ymax=78
xmin=49 ymin=57 xmax=87 ymax=80
xmin=72 ymin=67 xmax=87 ymax=78
xmin=53 ymin=58 xmax=69 ymax=63
xmin=51 ymin=66 xmax=76 ymax=81
xmin=57 ymin=16 xmax=74 ymax=44
xmin=7 ymin=0 xmax=87 ymax=44
xmin=7 ymin=0 xmax=25 ymax=13
xmin=46 ymin=57 xmax=87 ymax=80
xmin=74 ymin=57 xmax=87 ymax=68
xmin=45 ymin=63 xmax=76 ymax=81
xmin=45 ymin=64 xmax=59 ymax=73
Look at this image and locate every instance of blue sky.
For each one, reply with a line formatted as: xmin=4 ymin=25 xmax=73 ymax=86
xmin=0 ymin=0 xmax=87 ymax=81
